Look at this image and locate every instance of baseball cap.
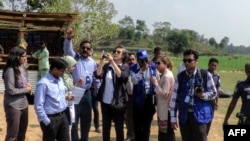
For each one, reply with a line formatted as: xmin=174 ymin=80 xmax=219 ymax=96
xmin=136 ymin=49 xmax=149 ymax=60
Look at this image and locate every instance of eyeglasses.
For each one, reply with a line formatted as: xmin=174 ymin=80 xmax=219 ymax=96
xmin=138 ymin=59 xmax=148 ymax=63
xmin=113 ymin=50 xmax=122 ymax=54
xmin=58 ymin=68 xmax=66 ymax=73
xmin=155 ymin=61 xmax=161 ymax=65
xmin=81 ymin=46 xmax=91 ymax=51
xmin=183 ymin=59 xmax=195 ymax=63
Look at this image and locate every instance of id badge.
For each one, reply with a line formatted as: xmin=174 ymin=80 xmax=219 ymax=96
xmin=86 ymin=76 xmax=91 ymax=85
xmin=184 ymin=95 xmax=190 ymax=103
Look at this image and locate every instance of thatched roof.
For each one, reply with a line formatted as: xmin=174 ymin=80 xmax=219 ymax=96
xmin=0 ymin=9 xmax=78 ymax=32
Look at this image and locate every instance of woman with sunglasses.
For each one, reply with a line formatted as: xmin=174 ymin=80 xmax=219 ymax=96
xmin=96 ymin=45 xmax=130 ymax=141
xmin=151 ymin=56 xmax=176 ymax=141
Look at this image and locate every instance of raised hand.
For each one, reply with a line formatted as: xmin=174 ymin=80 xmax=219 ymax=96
xmin=66 ymin=28 xmax=74 ymax=39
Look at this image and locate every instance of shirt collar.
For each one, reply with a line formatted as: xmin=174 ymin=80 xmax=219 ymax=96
xmin=47 ymin=73 xmax=60 ymax=83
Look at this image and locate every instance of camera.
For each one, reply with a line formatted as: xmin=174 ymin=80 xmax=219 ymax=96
xmin=236 ymin=112 xmax=246 ymax=119
xmin=102 ymin=54 xmax=108 ymax=58
xmin=195 ymin=83 xmax=203 ymax=93
xmin=102 ymin=50 xmax=107 ymax=58
xmin=236 ymin=112 xmax=247 ymax=124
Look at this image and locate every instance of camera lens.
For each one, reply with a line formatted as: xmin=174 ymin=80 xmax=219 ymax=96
xmin=102 ymin=54 xmax=107 ymax=58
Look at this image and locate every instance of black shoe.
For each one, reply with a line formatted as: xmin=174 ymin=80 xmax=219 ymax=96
xmin=95 ymin=128 xmax=101 ymax=133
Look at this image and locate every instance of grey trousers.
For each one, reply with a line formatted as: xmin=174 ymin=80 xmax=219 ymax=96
xmin=40 ymin=112 xmax=69 ymax=141
xmin=4 ymin=106 xmax=28 ymax=141
xmin=125 ymin=95 xmax=135 ymax=140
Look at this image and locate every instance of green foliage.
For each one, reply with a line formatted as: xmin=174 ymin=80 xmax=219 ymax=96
xmin=135 ymin=19 xmax=149 ymax=40
xmin=152 ymin=21 xmax=171 ymax=45
xmin=223 ymin=45 xmax=250 ymax=55
xmin=167 ymin=29 xmax=190 ymax=54
xmin=38 ymin=0 xmax=119 ymax=47
xmin=0 ymin=1 xmax=3 ymax=8
xmin=219 ymin=36 xmax=229 ymax=48
xmin=208 ymin=37 xmax=218 ymax=48
xmin=147 ymin=40 xmax=155 ymax=49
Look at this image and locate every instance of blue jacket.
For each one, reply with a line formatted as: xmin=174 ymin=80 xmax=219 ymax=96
xmin=177 ymin=71 xmax=213 ymax=124
xmin=130 ymin=63 xmax=157 ymax=108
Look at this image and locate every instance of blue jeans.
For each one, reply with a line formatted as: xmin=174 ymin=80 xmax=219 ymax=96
xmin=71 ymin=89 xmax=92 ymax=141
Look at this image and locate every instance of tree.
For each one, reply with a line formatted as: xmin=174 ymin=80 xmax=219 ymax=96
xmin=208 ymin=37 xmax=218 ymax=48
xmin=219 ymin=36 xmax=229 ymax=48
xmin=166 ymin=29 xmax=190 ymax=54
xmin=26 ymin=0 xmax=54 ymax=12
xmin=135 ymin=19 xmax=149 ymax=40
xmin=40 ymin=0 xmax=119 ymax=45
xmin=152 ymin=21 xmax=171 ymax=45
xmin=0 ymin=0 xmax=3 ymax=8
xmin=118 ymin=15 xmax=134 ymax=28
xmin=181 ymin=29 xmax=199 ymax=43
xmin=118 ymin=15 xmax=135 ymax=39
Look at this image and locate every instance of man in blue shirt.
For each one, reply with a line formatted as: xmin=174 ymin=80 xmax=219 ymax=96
xmin=64 ymin=28 xmax=97 ymax=141
xmin=34 ymin=58 xmax=69 ymax=141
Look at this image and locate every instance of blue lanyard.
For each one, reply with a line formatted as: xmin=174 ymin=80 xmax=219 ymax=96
xmin=187 ymin=76 xmax=195 ymax=96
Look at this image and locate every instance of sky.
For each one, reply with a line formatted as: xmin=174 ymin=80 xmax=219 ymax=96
xmin=108 ymin=0 xmax=250 ymax=46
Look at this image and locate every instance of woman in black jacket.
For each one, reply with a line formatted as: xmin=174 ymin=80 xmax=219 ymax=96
xmin=96 ymin=45 xmax=129 ymax=141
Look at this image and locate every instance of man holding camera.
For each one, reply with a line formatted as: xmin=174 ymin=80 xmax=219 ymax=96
xmin=170 ymin=49 xmax=217 ymax=141
xmin=224 ymin=63 xmax=250 ymax=125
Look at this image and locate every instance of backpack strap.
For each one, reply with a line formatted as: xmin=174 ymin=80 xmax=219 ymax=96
xmin=197 ymin=68 xmax=207 ymax=89
xmin=178 ymin=68 xmax=207 ymax=92
xmin=177 ymin=70 xmax=186 ymax=93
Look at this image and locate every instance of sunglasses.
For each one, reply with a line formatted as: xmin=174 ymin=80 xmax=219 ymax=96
xmin=155 ymin=61 xmax=161 ymax=65
xmin=57 ymin=68 xmax=66 ymax=73
xmin=138 ymin=59 xmax=148 ymax=63
xmin=81 ymin=46 xmax=91 ymax=51
xmin=113 ymin=50 xmax=122 ymax=54
xmin=20 ymin=55 xmax=27 ymax=58
xmin=183 ymin=59 xmax=195 ymax=63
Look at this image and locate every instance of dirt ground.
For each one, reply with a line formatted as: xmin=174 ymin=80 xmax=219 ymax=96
xmin=0 ymin=94 xmax=223 ymax=141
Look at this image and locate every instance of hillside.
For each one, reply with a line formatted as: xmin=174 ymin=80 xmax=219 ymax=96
xmin=96 ymin=39 xmax=231 ymax=56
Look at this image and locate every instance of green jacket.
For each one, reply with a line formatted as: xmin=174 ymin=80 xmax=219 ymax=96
xmin=32 ymin=48 xmax=49 ymax=70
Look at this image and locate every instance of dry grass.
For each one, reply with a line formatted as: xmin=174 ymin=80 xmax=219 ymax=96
xmin=0 ymin=93 xmax=240 ymax=141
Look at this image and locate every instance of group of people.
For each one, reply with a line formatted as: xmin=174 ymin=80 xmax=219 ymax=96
xmin=2 ymin=29 xmax=250 ymax=141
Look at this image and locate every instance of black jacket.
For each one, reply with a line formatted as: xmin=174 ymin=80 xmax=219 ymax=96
xmin=95 ymin=63 xmax=130 ymax=105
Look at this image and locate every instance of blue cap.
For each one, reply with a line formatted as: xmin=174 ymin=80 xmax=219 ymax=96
xmin=136 ymin=49 xmax=149 ymax=59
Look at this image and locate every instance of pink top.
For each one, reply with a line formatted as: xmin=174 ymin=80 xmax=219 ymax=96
xmin=154 ymin=68 xmax=175 ymax=121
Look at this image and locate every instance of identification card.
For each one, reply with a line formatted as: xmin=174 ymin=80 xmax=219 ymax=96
xmin=184 ymin=95 xmax=190 ymax=103
xmin=86 ymin=76 xmax=91 ymax=84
